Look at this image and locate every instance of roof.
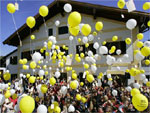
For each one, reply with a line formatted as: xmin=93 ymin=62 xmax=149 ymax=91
xmin=3 ymin=0 xmax=150 ymax=46
xmin=2 ymin=49 xmax=18 ymax=59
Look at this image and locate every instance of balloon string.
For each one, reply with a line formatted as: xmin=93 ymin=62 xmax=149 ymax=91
xmin=11 ymin=14 xmax=22 ymax=46
xmin=43 ymin=17 xmax=47 ymax=34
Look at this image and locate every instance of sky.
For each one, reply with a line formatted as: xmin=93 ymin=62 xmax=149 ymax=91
xmin=0 ymin=0 xmax=150 ymax=56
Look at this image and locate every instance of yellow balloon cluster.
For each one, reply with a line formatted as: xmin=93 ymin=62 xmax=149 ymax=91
xmin=26 ymin=16 xmax=36 ymax=28
xmin=7 ymin=3 xmax=16 ymax=14
xmin=19 ymin=96 xmax=35 ymax=113
xmin=84 ymin=63 xmax=89 ymax=69
xmin=39 ymin=5 xmax=49 ymax=17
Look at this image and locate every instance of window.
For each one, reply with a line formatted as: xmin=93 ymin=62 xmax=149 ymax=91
xmin=105 ymin=41 xmax=126 ymax=55
xmin=58 ymin=26 xmax=68 ymax=35
xmin=11 ymin=74 xmax=17 ymax=81
xmin=10 ymin=56 xmax=17 ymax=65
xmin=48 ymin=28 xmax=53 ymax=36
xmin=60 ymin=46 xmax=68 ymax=56
xmin=76 ymin=43 xmax=96 ymax=56
xmin=21 ymin=51 xmax=32 ymax=61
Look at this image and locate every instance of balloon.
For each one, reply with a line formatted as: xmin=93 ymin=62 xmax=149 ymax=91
xmin=54 ymin=106 xmax=61 ymax=113
xmin=49 ymin=77 xmax=56 ymax=86
xmin=126 ymin=19 xmax=137 ymax=30
xmin=145 ymin=60 xmax=150 ymax=65
xmin=117 ymin=0 xmax=125 ymax=9
xmin=143 ymin=78 xmax=148 ymax=84
xmin=68 ymin=105 xmax=75 ymax=112
xmin=38 ymin=70 xmax=44 ymax=77
xmin=69 ymin=36 xmax=73 ymax=41
xmin=4 ymin=90 xmax=11 ymax=98
xmin=19 ymin=96 xmax=35 ymax=113
xmin=140 ymin=74 xmax=146 ymax=80
xmin=69 ymin=26 xmax=79 ymax=36
xmin=112 ymin=36 xmax=118 ymax=41
xmin=81 ymin=24 xmax=91 ymax=36
xmin=143 ymin=2 xmax=150 ymax=10
xmin=3 ymin=72 xmax=11 ymax=81
xmin=80 ymin=53 xmax=85 ymax=58
xmin=55 ymin=71 xmax=61 ymax=78
xmin=60 ymin=86 xmax=67 ymax=95
xmin=103 ymin=41 xmax=107 ymax=45
xmin=32 ymin=52 xmax=42 ymax=62
xmin=31 ymin=35 xmax=35 ymax=40
xmin=84 ymin=63 xmax=89 ymax=69
xmin=132 ymin=94 xmax=148 ymax=111
xmin=131 ymin=88 xmax=140 ymax=96
xmin=19 ymin=59 xmax=23 ymax=64
xmin=82 ymin=36 xmax=88 ymax=44
xmin=7 ymin=3 xmax=16 ymax=14
xmin=144 ymin=41 xmax=150 ymax=47
xmin=133 ymin=83 xmax=140 ymax=89
xmin=76 ymin=94 xmax=81 ymax=101
xmin=22 ymin=58 xmax=27 ymax=64
xmin=99 ymin=46 xmax=108 ymax=54
xmin=107 ymin=74 xmax=111 ymax=79
xmin=88 ymin=51 xmax=93 ymax=57
xmin=64 ymin=3 xmax=72 ymax=13
xmin=95 ymin=21 xmax=103 ymax=31
xmin=70 ymin=81 xmax=77 ymax=89
xmin=80 ymin=82 xmax=84 ymax=86
xmin=126 ymin=86 xmax=132 ymax=92
xmin=39 ymin=5 xmax=49 ymax=17
xmin=30 ymin=61 xmax=36 ymax=69
xmin=116 ymin=49 xmax=121 ymax=55
xmin=136 ymin=41 xmax=143 ymax=48
xmin=10 ymin=89 xmax=15 ymax=95
xmin=37 ymin=105 xmax=47 ymax=113
xmin=93 ymin=42 xmax=99 ymax=49
xmin=12 ymin=93 xmax=18 ymax=99
xmin=148 ymin=20 xmax=150 ymax=27
xmin=26 ymin=16 xmax=36 ymax=28
xmin=22 ymin=65 xmax=28 ymax=70
xmin=68 ymin=11 xmax=81 ymax=27
xmin=125 ymin=38 xmax=132 ymax=45
xmin=41 ymin=84 xmax=48 ymax=93
xmin=29 ymin=76 xmax=36 ymax=84
xmin=55 ymin=20 xmax=60 ymax=27
xmin=75 ymin=57 xmax=81 ymax=62
xmin=146 ymin=81 xmax=150 ymax=87
xmin=135 ymin=51 xmax=144 ymax=61
xmin=72 ymin=73 xmax=77 ymax=79
xmin=81 ymin=97 xmax=87 ymax=103
xmin=137 ymin=33 xmax=144 ymax=40
xmin=86 ymin=74 xmax=94 ymax=83
xmin=88 ymin=34 xmax=94 ymax=41
xmin=112 ymin=90 xmax=118 ymax=96
xmin=0 ymin=94 xmax=5 ymax=105
xmin=140 ymin=47 xmax=150 ymax=57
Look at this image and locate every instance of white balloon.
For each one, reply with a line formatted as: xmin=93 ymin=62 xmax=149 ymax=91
xmin=88 ymin=34 xmax=94 ymax=41
xmin=133 ymin=83 xmax=140 ymax=89
xmin=14 ymin=105 xmax=20 ymax=112
xmin=140 ymin=74 xmax=146 ymax=80
xmin=126 ymin=19 xmax=137 ymax=30
xmin=89 ymin=57 xmax=96 ymax=64
xmin=0 ymin=94 xmax=5 ymax=105
xmin=112 ymin=90 xmax=118 ymax=96
xmin=99 ymin=46 xmax=108 ymax=54
xmin=93 ymin=42 xmax=99 ymax=49
xmin=60 ymin=86 xmax=68 ymax=95
xmin=88 ymin=51 xmax=93 ymax=57
xmin=32 ymin=52 xmax=42 ymax=63
xmin=79 ymin=23 xmax=84 ymax=31
xmin=69 ymin=36 xmax=74 ymax=41
xmin=85 ymin=56 xmax=90 ymax=62
xmin=55 ymin=71 xmax=61 ymax=78
xmin=39 ymin=91 xmax=44 ymax=98
xmin=143 ymin=78 xmax=148 ymax=84
xmin=82 ymin=36 xmax=88 ymax=44
xmin=116 ymin=66 xmax=120 ymax=70
xmin=144 ymin=41 xmax=150 ymax=47
xmin=37 ymin=105 xmax=47 ymax=113
xmin=126 ymin=86 xmax=132 ymax=92
xmin=38 ymin=70 xmax=45 ymax=77
xmin=107 ymin=74 xmax=111 ymax=79
xmin=6 ymin=70 xmax=9 ymax=73
xmin=37 ymin=84 xmax=42 ymax=92
xmin=91 ymin=65 xmax=97 ymax=73
xmin=94 ymin=54 xmax=101 ymax=60
xmin=20 ymin=73 xmax=23 ymax=78
xmin=108 ymin=80 xmax=112 ymax=86
xmin=74 ymin=80 xmax=79 ymax=88
xmin=116 ymin=49 xmax=121 ymax=55
xmin=48 ymin=36 xmax=56 ymax=43
xmin=135 ymin=52 xmax=144 ymax=61
xmin=55 ymin=20 xmax=60 ymax=26
xmin=10 ymin=89 xmax=15 ymax=95
xmin=68 ymin=105 xmax=75 ymax=112
xmin=64 ymin=3 xmax=72 ymax=13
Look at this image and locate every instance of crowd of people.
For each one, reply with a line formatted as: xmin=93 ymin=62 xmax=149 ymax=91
xmin=0 ymin=75 xmax=150 ymax=113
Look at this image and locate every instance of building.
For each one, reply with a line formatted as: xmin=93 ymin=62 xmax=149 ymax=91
xmin=2 ymin=0 xmax=150 ymax=85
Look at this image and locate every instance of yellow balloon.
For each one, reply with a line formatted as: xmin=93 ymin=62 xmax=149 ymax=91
xmin=78 ymin=38 xmax=81 ymax=43
xmin=72 ymin=73 xmax=77 ymax=79
xmin=93 ymin=31 xmax=97 ymax=36
xmin=111 ymin=46 xmax=116 ymax=51
xmin=81 ymin=24 xmax=91 ymax=36
xmin=54 ymin=106 xmax=61 ymax=113
xmin=35 ymin=96 xmax=39 ymax=102
xmin=140 ymin=69 xmax=145 ymax=74
xmin=12 ymin=93 xmax=17 ymax=99
xmin=29 ymin=76 xmax=35 ymax=84
xmin=147 ymin=20 xmax=150 ymax=27
xmin=75 ymin=57 xmax=81 ymax=62
xmin=132 ymin=94 xmax=148 ymax=111
xmin=26 ymin=74 xmax=30 ymax=78
xmin=141 ymin=47 xmax=150 ymax=57
xmin=8 ymin=82 xmax=11 ymax=86
xmin=146 ymin=81 xmax=150 ymax=87
xmin=86 ymin=74 xmax=94 ymax=83
xmin=26 ymin=16 xmax=36 ymax=28
xmin=143 ymin=2 xmax=150 ymax=10
xmin=95 ymin=21 xmax=103 ymax=31
xmin=48 ymin=106 xmax=54 ymax=113
xmin=108 ymin=78 xmax=112 ymax=81
xmin=70 ymin=81 xmax=77 ymax=89
xmin=22 ymin=58 xmax=27 ymax=64
xmin=19 ymin=96 xmax=35 ymax=113
xmin=68 ymin=11 xmax=81 ymax=27
xmin=137 ymin=33 xmax=144 ymax=40
xmin=60 ymin=62 xmax=64 ymax=68
xmin=80 ymin=53 xmax=85 ymax=58
xmin=84 ymin=63 xmax=89 ymax=69
xmin=80 ymin=82 xmax=84 ymax=86
xmin=41 ymin=84 xmax=48 ymax=93
xmin=49 ymin=77 xmax=56 ymax=86
xmin=7 ymin=3 xmax=16 ymax=14
xmin=4 ymin=90 xmax=11 ymax=98
xmin=102 ymin=41 xmax=107 ymax=45
xmin=131 ymin=88 xmax=140 ymax=96
xmin=129 ymin=68 xmax=140 ymax=76
xmin=81 ymin=97 xmax=87 ymax=103
xmin=3 ymin=72 xmax=11 ymax=81
xmin=85 ymin=43 xmax=89 ymax=48
xmin=136 ymin=41 xmax=143 ymax=48
xmin=19 ymin=59 xmax=23 ymax=64
xmin=125 ymin=38 xmax=132 ymax=45
xmin=22 ymin=65 xmax=28 ymax=70
xmin=76 ymin=94 xmax=81 ymax=101
xmin=117 ymin=0 xmax=125 ymax=9
xmin=39 ymin=5 xmax=49 ymax=17
xmin=69 ymin=26 xmax=79 ymax=36
xmin=31 ymin=35 xmax=35 ymax=40
xmin=30 ymin=61 xmax=37 ymax=69
xmin=145 ymin=60 xmax=150 ymax=65
xmin=45 ymin=71 xmax=48 ymax=75
xmin=40 ymin=76 xmax=43 ymax=80
xmin=112 ymin=36 xmax=118 ymax=41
